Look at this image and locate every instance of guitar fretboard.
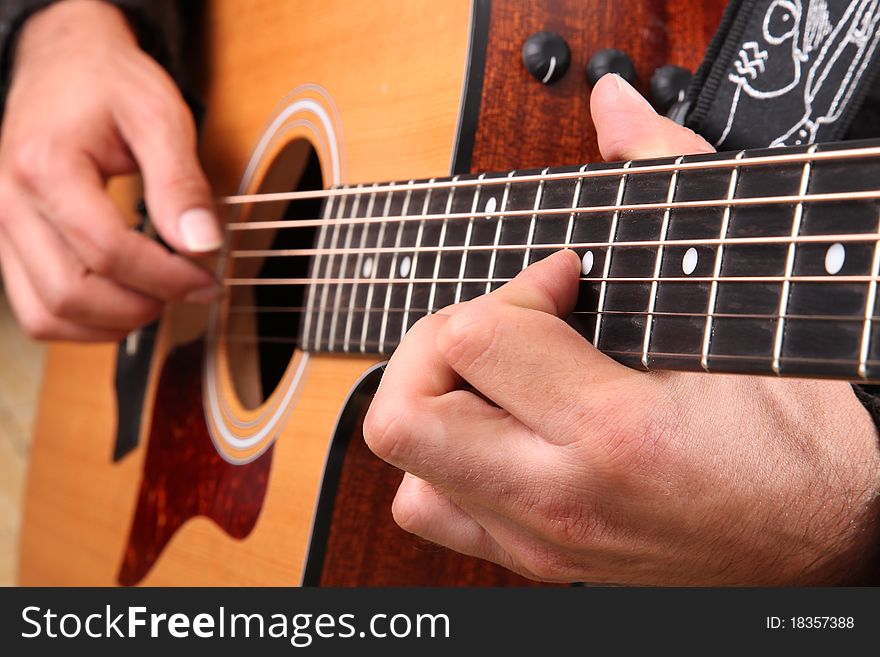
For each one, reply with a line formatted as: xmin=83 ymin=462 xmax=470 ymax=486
xmin=241 ymin=139 xmax=880 ymax=381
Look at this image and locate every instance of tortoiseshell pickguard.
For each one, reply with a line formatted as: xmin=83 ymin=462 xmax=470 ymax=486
xmin=117 ymin=340 xmax=272 ymax=586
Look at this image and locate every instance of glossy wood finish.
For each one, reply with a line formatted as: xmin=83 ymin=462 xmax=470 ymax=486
xmin=197 ymin=2 xmax=473 ymax=195
xmin=20 ymin=0 xmax=472 ymax=586
xmin=118 ymin=340 xmax=272 ymax=586
xmin=20 ymin=0 xmax=726 ymax=586
xmin=471 ymin=0 xmax=727 ymax=171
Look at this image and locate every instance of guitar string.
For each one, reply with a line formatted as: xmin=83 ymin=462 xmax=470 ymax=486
xmin=205 ymin=332 xmax=880 ymax=369
xmin=596 ymin=350 xmax=877 ymax=366
xmin=224 ymin=188 xmax=880 ymax=232
xmin=205 ymin=307 xmax=880 ymax=365
xmin=213 ymin=148 xmax=880 ymax=360
xmin=223 ymin=274 xmax=880 ymax=285
xmin=217 ymin=143 xmax=880 ymax=207
xmin=214 ymin=305 xmax=880 ymax=355
xmin=221 ymin=305 xmax=880 ymax=323
xmin=229 ymin=232 xmax=880 ymax=259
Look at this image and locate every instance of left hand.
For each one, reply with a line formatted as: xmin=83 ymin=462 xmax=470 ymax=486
xmin=362 ymin=74 xmax=880 ymax=586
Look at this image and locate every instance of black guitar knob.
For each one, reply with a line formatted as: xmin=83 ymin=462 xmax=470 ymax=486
xmin=651 ymin=65 xmax=693 ymax=114
xmin=587 ymin=48 xmax=638 ymax=87
xmin=522 ymin=32 xmax=571 ymax=85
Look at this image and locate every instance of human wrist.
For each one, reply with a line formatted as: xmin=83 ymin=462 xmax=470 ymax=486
xmin=818 ymin=486 xmax=880 ymax=586
xmin=807 ymin=399 xmax=880 ymax=585
xmin=14 ymin=0 xmax=137 ymax=70
xmin=834 ymin=396 xmax=880 ymax=584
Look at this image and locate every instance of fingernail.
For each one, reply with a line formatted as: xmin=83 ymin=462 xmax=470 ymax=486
xmin=184 ymin=285 xmax=223 ymax=305
xmin=179 ymin=208 xmax=223 ymax=252
xmin=612 ymin=74 xmax=655 ymax=112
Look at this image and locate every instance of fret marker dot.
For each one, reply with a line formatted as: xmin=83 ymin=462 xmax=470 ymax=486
xmin=362 ymin=257 xmax=374 ymax=278
xmin=581 ymin=251 xmax=594 ymax=276
xmin=682 ymin=248 xmax=699 ymax=276
xmin=825 ymin=243 xmax=845 ymax=275
xmin=399 ymin=256 xmax=412 ymax=278
xmin=484 ymin=197 xmax=497 ymax=215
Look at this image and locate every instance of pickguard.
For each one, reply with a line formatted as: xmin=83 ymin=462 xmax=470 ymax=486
xmin=117 ymin=340 xmax=273 ymax=586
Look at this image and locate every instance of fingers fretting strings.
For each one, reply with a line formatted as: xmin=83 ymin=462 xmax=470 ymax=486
xmin=215 ymin=139 xmax=880 ymax=379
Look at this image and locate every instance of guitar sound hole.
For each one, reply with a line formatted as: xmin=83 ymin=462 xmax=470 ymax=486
xmin=224 ymin=139 xmax=322 ymax=409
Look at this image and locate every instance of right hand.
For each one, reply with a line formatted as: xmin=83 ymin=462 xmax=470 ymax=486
xmin=0 ymin=0 xmax=222 ymax=342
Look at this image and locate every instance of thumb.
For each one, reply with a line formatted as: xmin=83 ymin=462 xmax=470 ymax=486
xmin=590 ymin=73 xmax=714 ymax=161
xmin=116 ymin=95 xmax=222 ymax=255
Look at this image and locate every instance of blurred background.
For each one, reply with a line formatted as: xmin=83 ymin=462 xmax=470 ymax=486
xmin=0 ymin=284 xmax=44 ymax=586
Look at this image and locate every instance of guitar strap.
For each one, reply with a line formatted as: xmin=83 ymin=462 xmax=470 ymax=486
xmin=685 ymin=0 xmax=880 ymax=150
xmin=686 ymin=0 xmax=880 ymax=431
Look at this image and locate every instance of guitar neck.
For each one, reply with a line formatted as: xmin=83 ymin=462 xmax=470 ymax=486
xmin=286 ymin=139 xmax=880 ymax=381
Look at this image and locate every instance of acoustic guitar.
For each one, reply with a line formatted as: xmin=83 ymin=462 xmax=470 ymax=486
xmin=33 ymin=0 xmax=871 ymax=586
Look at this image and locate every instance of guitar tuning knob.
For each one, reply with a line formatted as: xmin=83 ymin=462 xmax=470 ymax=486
xmin=651 ymin=65 xmax=693 ymax=115
xmin=522 ymin=32 xmax=571 ymax=85
xmin=587 ymin=48 xmax=638 ymax=87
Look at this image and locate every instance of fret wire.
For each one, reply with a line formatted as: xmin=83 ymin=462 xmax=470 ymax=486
xmin=859 ymin=215 xmax=880 ymax=378
xmin=359 ymin=190 xmax=394 ymax=354
xmin=772 ymin=145 xmax=817 ymax=374
xmin=300 ymin=192 xmax=336 ymax=349
xmin=232 ymin=232 xmax=880 ymax=258
xmin=601 ymin=350 xmax=880 ymax=368
xmin=401 ymin=179 xmax=435 ymax=343
xmin=220 ymin=143 xmax=880 ymax=207
xmin=594 ymin=162 xmax=633 ymax=346
xmin=378 ymin=182 xmax=415 ymax=353
xmin=701 ymin=151 xmax=745 ymax=371
xmin=227 ymin=188 xmax=880 ymax=232
xmin=227 ymin=274 xmax=880 ymax=285
xmin=455 ymin=174 xmax=486 ymax=304
xmin=313 ymin=187 xmax=349 ymax=351
xmin=343 ymin=184 xmax=379 ymax=352
xmin=642 ymin=156 xmax=684 ymax=369
xmin=522 ymin=168 xmax=550 ymax=271
xmin=484 ymin=172 xmax=516 ymax=295
xmin=427 ymin=176 xmax=459 ymax=314
xmin=327 ymin=185 xmax=363 ymax=351
xmin=563 ymin=165 xmax=589 ymax=249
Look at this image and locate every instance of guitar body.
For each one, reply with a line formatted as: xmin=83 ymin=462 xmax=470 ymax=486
xmin=19 ymin=0 xmax=725 ymax=586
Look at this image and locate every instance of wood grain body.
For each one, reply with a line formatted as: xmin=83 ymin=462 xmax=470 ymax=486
xmin=118 ymin=340 xmax=273 ymax=586
xmin=20 ymin=0 xmax=725 ymax=585
xmin=471 ymin=0 xmax=726 ymax=170
xmin=20 ymin=0 xmax=471 ymax=586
